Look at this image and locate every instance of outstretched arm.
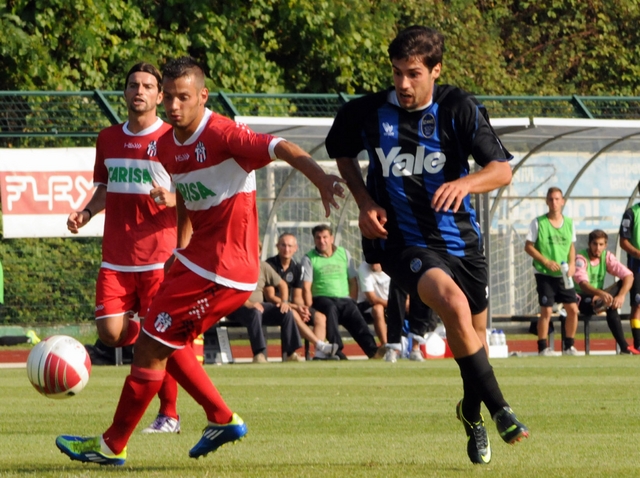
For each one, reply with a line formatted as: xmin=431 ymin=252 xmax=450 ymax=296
xmin=275 ymin=141 xmax=345 ymax=217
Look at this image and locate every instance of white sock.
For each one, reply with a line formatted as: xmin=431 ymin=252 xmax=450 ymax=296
xmin=100 ymin=436 xmax=116 ymax=456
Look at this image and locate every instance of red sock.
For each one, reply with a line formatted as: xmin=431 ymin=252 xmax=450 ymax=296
xmin=157 ymin=373 xmax=179 ymax=419
xmin=103 ymin=366 xmax=165 ymax=454
xmin=166 ymin=343 xmax=232 ymax=424
xmin=118 ymin=318 xmax=140 ymax=347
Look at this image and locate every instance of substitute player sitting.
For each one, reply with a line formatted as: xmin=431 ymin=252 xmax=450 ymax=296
xmin=574 ymin=229 xmax=639 ymax=354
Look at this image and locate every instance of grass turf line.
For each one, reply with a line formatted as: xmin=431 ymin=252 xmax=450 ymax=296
xmin=2 ymin=356 xmax=639 ymax=477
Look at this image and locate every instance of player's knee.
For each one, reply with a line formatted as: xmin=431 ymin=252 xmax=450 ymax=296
xmin=97 ymin=330 xmax=121 ymax=347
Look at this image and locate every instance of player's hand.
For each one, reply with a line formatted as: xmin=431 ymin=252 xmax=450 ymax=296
xmin=315 ymin=174 xmax=346 ymax=217
xmin=249 ymin=302 xmax=264 ymax=313
xmin=150 ymin=180 xmax=176 ymax=207
xmin=596 ymin=291 xmax=614 ymax=308
xmin=67 ymin=210 xmax=89 ymax=234
xmin=545 ymin=260 xmax=561 ymax=273
xmin=359 ymin=199 xmax=388 ymax=239
xmin=295 ymin=305 xmax=311 ymax=322
xmin=279 ymin=302 xmax=291 ymax=313
xmin=431 ymin=178 xmax=470 ymax=213
xmin=612 ymin=294 xmax=624 ymax=310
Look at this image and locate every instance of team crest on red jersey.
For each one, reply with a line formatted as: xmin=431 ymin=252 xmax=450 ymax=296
xmin=154 ymin=312 xmax=172 ymax=332
xmin=195 ymin=141 xmax=207 ymax=163
xmin=147 ymin=140 xmax=158 ymax=157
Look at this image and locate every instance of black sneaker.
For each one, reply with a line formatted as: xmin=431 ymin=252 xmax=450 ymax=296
xmin=456 ymin=400 xmax=491 ymax=464
xmin=492 ymin=406 xmax=529 ymax=444
xmin=335 ymin=351 xmax=348 ymax=360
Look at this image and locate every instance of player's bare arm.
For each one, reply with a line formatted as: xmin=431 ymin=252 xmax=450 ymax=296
xmin=336 ymin=156 xmax=388 ymax=239
xmin=348 ymin=276 xmax=358 ymax=301
xmin=274 ymin=140 xmax=345 ymax=217
xmin=613 ymin=273 xmax=634 ymax=309
xmin=291 ymin=288 xmax=311 ymax=321
xmin=67 ymin=184 xmax=107 ymax=234
xmin=432 ymin=160 xmax=512 ymax=213
xmin=150 ymin=179 xmax=176 ymax=207
xmin=302 ymin=281 xmax=314 ymax=307
xmin=524 ymin=240 xmax=561 ymax=272
xmin=568 ymin=243 xmax=577 ymax=277
xmin=164 ymin=189 xmax=192 ymax=273
xmin=620 ymin=237 xmax=640 ymax=259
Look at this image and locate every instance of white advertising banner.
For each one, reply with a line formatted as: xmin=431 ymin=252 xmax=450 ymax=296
xmin=0 ymin=148 xmax=104 ymax=238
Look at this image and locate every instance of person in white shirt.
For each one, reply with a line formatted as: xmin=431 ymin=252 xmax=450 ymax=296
xmin=356 ymin=262 xmax=390 ymax=346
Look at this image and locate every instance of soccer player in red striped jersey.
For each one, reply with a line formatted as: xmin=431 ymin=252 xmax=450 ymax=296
xmin=66 ymin=62 xmax=181 ymax=434
xmin=56 ymin=56 xmax=345 ymax=465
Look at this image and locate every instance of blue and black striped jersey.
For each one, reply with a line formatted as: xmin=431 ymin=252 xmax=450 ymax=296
xmin=326 ymin=84 xmax=512 ymax=260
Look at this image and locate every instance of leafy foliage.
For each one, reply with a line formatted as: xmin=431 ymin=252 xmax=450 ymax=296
xmin=3 ymin=0 xmax=640 ymax=95
xmin=2 ymin=1 xmax=640 ymax=325
xmin=0 ymin=233 xmax=101 ymax=325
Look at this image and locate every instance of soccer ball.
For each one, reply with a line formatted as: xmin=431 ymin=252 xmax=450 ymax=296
xmin=26 ymin=335 xmax=91 ymax=399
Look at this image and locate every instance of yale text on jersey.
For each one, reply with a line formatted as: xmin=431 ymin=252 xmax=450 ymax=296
xmin=376 ymin=146 xmax=446 ymax=177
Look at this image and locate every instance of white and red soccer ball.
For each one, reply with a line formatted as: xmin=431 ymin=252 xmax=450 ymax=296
xmin=26 ymin=335 xmax=91 ymax=399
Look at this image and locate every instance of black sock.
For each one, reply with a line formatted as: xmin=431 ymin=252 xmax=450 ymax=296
xmin=563 ymin=337 xmax=575 ymax=350
xmin=632 ymin=328 xmax=640 ymax=349
xmin=460 ymin=380 xmax=482 ymax=423
xmin=456 ymin=347 xmax=508 ymax=418
xmin=537 ymin=339 xmax=548 ymax=352
xmin=606 ymin=312 xmax=628 ymax=351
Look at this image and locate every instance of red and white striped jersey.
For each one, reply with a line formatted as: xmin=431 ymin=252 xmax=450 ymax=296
xmin=94 ymin=118 xmax=176 ymax=270
xmin=157 ymin=109 xmax=281 ymax=291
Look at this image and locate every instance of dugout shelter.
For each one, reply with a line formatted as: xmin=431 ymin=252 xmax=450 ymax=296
xmin=1 ymin=92 xmax=640 ymax=323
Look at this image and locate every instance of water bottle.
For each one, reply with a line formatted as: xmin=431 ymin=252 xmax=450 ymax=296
xmin=489 ymin=329 xmax=498 ymax=346
xmin=498 ymin=330 xmax=507 ymax=346
xmin=560 ymin=261 xmax=574 ymax=289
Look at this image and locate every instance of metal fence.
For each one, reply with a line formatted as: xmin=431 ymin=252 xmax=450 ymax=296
xmin=2 ymin=92 xmax=640 ymax=324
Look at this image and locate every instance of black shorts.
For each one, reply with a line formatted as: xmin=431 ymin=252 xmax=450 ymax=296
xmin=534 ymin=273 xmax=577 ymax=307
xmin=380 ymin=246 xmax=488 ymax=315
xmin=356 ymin=301 xmax=377 ymax=324
xmin=631 ymin=273 xmax=640 ymax=308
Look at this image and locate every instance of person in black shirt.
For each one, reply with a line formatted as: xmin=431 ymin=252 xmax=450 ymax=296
xmin=265 ymin=233 xmax=338 ymax=359
xmin=326 ymin=25 xmax=528 ymax=465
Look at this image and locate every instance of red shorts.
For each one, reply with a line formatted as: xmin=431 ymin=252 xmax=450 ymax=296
xmin=143 ymin=261 xmax=251 ymax=349
xmin=95 ymin=268 xmax=165 ymax=320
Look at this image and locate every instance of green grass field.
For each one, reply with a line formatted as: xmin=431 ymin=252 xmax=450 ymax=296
xmin=2 ymin=356 xmax=639 ymax=477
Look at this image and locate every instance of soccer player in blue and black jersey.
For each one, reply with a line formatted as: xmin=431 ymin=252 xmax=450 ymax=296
xmin=326 ymin=25 xmax=529 ymax=465
xmin=619 ymin=180 xmax=640 ymax=349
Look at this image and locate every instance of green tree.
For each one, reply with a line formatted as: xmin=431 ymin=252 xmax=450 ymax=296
xmin=487 ymin=0 xmax=640 ymax=95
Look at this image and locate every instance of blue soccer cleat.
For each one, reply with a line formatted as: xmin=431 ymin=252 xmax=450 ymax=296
xmin=55 ymin=435 xmax=126 ymax=466
xmin=189 ymin=413 xmax=247 ymax=459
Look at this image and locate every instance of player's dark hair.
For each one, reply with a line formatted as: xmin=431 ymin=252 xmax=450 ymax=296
xmin=588 ymin=229 xmax=608 ymax=244
xmin=546 ymin=186 xmax=563 ymax=198
xmin=312 ymin=224 xmax=333 ymax=237
xmin=124 ymin=62 xmax=162 ymax=91
xmin=162 ymin=56 xmax=206 ymax=89
xmin=388 ymin=26 xmax=444 ymax=70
